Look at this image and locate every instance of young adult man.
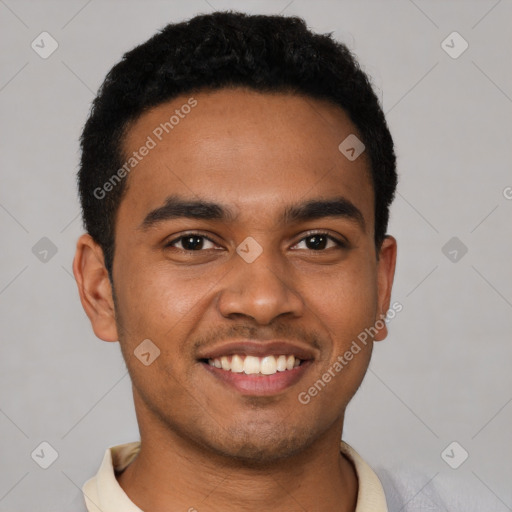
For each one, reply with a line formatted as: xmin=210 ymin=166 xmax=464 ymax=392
xmin=72 ymin=11 xmax=399 ymax=511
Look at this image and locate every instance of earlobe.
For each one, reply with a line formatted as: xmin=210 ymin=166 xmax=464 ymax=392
xmin=73 ymin=234 xmax=119 ymax=342
xmin=373 ymin=235 xmax=397 ymax=342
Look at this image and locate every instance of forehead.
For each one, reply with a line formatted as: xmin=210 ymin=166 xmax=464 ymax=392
xmin=118 ymin=87 xmax=373 ymax=229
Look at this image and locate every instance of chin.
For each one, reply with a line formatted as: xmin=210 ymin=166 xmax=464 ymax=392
xmin=207 ymin=423 xmax=319 ymax=465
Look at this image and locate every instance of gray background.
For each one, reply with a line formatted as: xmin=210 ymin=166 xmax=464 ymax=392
xmin=1 ymin=0 xmax=511 ymax=510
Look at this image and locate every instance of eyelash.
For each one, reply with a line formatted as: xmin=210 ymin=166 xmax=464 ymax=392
xmin=164 ymin=231 xmax=348 ymax=252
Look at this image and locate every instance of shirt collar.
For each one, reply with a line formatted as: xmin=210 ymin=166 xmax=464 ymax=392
xmin=340 ymin=441 xmax=389 ymax=511
xmin=83 ymin=442 xmax=143 ymax=512
xmin=83 ymin=440 xmax=388 ymax=512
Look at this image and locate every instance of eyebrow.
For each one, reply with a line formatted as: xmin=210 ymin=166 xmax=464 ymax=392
xmin=139 ymin=194 xmax=365 ymax=231
xmin=282 ymin=197 xmax=365 ymax=230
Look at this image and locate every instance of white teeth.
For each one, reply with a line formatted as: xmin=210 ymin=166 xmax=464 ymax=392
xmin=243 ymin=355 xmax=260 ymax=374
xmin=220 ymin=356 xmax=230 ymax=371
xmin=206 ymin=354 xmax=303 ymax=375
xmin=231 ymin=354 xmax=244 ymax=373
xmin=276 ymin=355 xmax=287 ymax=372
xmin=260 ymin=356 xmax=277 ymax=375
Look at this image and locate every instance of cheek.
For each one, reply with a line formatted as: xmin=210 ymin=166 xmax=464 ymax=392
xmin=310 ymin=259 xmax=379 ymax=337
xmin=115 ymin=254 xmax=199 ymax=327
xmin=297 ymin=269 xmax=376 ymax=413
xmin=112 ymin=255 xmax=220 ymax=377
xmin=300 ymin=256 xmax=378 ymax=401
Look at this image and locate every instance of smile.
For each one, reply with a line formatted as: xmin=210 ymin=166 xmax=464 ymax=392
xmin=200 ymin=355 xmax=312 ymax=396
xmin=206 ymin=354 xmax=302 ymax=376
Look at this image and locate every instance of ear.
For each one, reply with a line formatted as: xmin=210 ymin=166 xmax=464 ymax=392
xmin=73 ymin=233 xmax=119 ymax=342
xmin=373 ymin=235 xmax=397 ymax=342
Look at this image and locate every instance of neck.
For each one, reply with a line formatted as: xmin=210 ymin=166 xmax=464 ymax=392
xmin=117 ymin=400 xmax=357 ymax=512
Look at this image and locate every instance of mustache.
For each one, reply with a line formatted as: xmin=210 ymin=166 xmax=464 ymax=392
xmin=191 ymin=322 xmax=324 ymax=353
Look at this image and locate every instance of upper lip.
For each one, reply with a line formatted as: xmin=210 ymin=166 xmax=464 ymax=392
xmin=197 ymin=340 xmax=317 ymax=361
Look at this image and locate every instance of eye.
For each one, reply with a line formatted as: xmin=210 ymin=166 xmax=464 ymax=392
xmin=165 ymin=234 xmax=220 ymax=251
xmin=292 ymin=232 xmax=346 ymax=251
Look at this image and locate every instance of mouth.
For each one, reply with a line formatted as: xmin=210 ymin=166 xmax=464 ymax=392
xmin=202 ymin=353 xmax=303 ymax=375
xmin=198 ymin=353 xmax=313 ymax=395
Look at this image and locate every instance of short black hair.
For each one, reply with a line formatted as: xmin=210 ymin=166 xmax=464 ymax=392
xmin=78 ymin=11 xmax=397 ymax=279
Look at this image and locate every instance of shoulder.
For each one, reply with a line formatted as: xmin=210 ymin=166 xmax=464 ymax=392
xmin=65 ymin=489 xmax=89 ymax=512
xmin=375 ymin=466 xmax=506 ymax=512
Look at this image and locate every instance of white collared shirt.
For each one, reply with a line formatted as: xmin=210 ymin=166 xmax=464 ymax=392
xmin=78 ymin=441 xmax=388 ymax=511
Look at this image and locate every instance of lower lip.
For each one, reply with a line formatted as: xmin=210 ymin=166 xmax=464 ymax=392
xmin=200 ymin=360 xmax=312 ymax=396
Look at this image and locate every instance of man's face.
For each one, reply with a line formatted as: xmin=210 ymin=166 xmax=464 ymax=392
xmin=101 ymin=88 xmax=395 ymax=462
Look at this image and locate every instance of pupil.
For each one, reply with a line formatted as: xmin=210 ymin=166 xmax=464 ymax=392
xmin=306 ymin=235 xmax=327 ymax=250
xmin=184 ymin=236 xmax=203 ymax=250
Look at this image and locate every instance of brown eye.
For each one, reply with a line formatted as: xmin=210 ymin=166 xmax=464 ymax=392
xmin=305 ymin=234 xmax=328 ymax=250
xmin=166 ymin=234 xmax=218 ymax=251
xmin=292 ymin=233 xmax=346 ymax=251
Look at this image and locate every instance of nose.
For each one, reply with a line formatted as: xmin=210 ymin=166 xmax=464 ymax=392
xmin=216 ymin=247 xmax=305 ymax=325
